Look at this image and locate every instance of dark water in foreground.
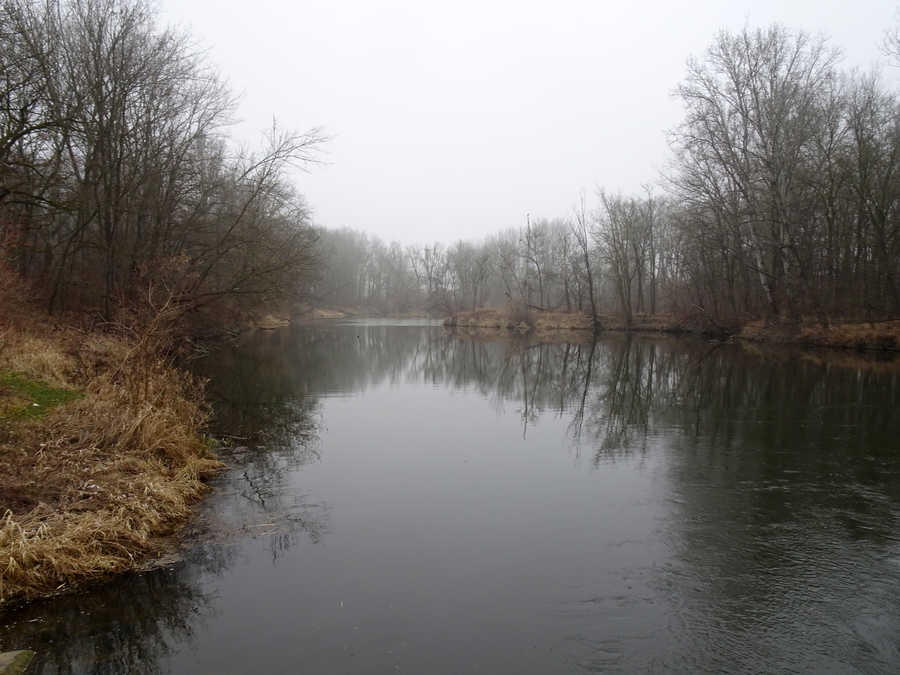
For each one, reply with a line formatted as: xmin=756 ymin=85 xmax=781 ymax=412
xmin=3 ymin=321 xmax=900 ymax=673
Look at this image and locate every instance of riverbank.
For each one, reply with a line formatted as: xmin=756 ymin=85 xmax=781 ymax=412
xmin=738 ymin=318 xmax=900 ymax=351
xmin=0 ymin=307 xmax=222 ymax=606
xmin=444 ymin=309 xmax=698 ymax=334
xmin=444 ymin=309 xmax=900 ymax=351
xmin=294 ymin=305 xmax=435 ymax=322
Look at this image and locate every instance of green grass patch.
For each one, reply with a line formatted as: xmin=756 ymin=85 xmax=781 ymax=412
xmin=0 ymin=371 xmax=82 ymax=421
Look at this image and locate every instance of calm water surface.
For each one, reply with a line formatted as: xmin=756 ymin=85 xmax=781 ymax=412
xmin=2 ymin=321 xmax=900 ymax=673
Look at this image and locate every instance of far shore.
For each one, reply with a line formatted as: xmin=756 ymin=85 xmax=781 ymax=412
xmin=443 ymin=309 xmax=900 ymax=353
xmin=257 ymin=306 xmax=900 ymax=353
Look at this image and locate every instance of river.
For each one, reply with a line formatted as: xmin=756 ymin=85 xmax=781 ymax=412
xmin=2 ymin=321 xmax=900 ymax=673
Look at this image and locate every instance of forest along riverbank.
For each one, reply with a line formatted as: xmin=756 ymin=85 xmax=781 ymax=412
xmin=0 ymin=302 xmax=222 ymax=607
xmin=444 ymin=309 xmax=900 ymax=352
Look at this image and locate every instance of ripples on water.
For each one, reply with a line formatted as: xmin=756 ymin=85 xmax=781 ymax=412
xmin=2 ymin=323 xmax=899 ymax=673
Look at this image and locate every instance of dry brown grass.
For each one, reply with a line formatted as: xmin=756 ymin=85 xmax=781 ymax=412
xmin=444 ymin=309 xmax=697 ymax=334
xmin=300 ymin=307 xmax=349 ymax=320
xmin=445 ymin=309 xmax=594 ymax=332
xmin=0 ymin=303 xmax=222 ymax=606
xmin=594 ymin=312 xmax=691 ymax=332
xmin=446 ymin=310 xmax=900 ymax=350
xmin=740 ymin=318 xmax=900 ymax=351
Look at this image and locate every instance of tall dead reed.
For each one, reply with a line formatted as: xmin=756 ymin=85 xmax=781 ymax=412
xmin=0 ymin=292 xmax=222 ymax=605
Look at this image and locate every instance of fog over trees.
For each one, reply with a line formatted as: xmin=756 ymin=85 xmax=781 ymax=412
xmin=2 ymin=1 xmax=897 ymax=328
xmin=315 ymin=24 xmax=900 ymax=326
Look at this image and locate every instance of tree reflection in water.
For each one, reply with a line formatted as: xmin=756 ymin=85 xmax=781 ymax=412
xmin=212 ymin=324 xmax=895 ymax=473
xmin=0 ymin=542 xmax=225 ymax=674
xmin=0 ymin=328 xmax=333 ymax=675
xmin=3 ymin=323 xmax=898 ymax=673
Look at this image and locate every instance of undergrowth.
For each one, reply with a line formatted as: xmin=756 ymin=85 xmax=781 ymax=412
xmin=0 ymin=295 xmax=223 ymax=605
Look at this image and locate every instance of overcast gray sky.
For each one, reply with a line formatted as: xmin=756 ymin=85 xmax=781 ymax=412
xmin=159 ymin=0 xmax=897 ymax=244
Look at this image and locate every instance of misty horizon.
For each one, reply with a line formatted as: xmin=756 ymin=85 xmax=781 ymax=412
xmin=162 ymin=0 xmax=898 ymax=245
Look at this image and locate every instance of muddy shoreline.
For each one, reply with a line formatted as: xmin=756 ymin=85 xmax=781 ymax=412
xmin=444 ymin=309 xmax=900 ymax=352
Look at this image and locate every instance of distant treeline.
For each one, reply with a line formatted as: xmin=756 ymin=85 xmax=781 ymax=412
xmin=3 ymin=3 xmax=898 ymax=328
xmin=316 ymin=25 xmax=900 ymax=325
xmin=0 ymin=0 xmax=322 ymax=324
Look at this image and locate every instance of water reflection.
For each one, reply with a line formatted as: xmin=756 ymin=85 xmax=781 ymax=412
xmin=1 ymin=323 xmax=899 ymax=673
xmin=0 ymin=328 xmax=332 ymax=675
xmin=0 ymin=544 xmax=222 ymax=674
xmin=0 ymin=465 xmax=326 ymax=674
xmin=197 ymin=324 xmax=900 ymax=671
xmin=650 ymin=346 xmax=900 ymax=671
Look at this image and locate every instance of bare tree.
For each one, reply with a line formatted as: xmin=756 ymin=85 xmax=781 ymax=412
xmin=671 ymin=25 xmax=842 ymax=319
xmin=572 ymin=194 xmax=598 ymax=325
xmin=0 ymin=0 xmax=325 ymax=326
